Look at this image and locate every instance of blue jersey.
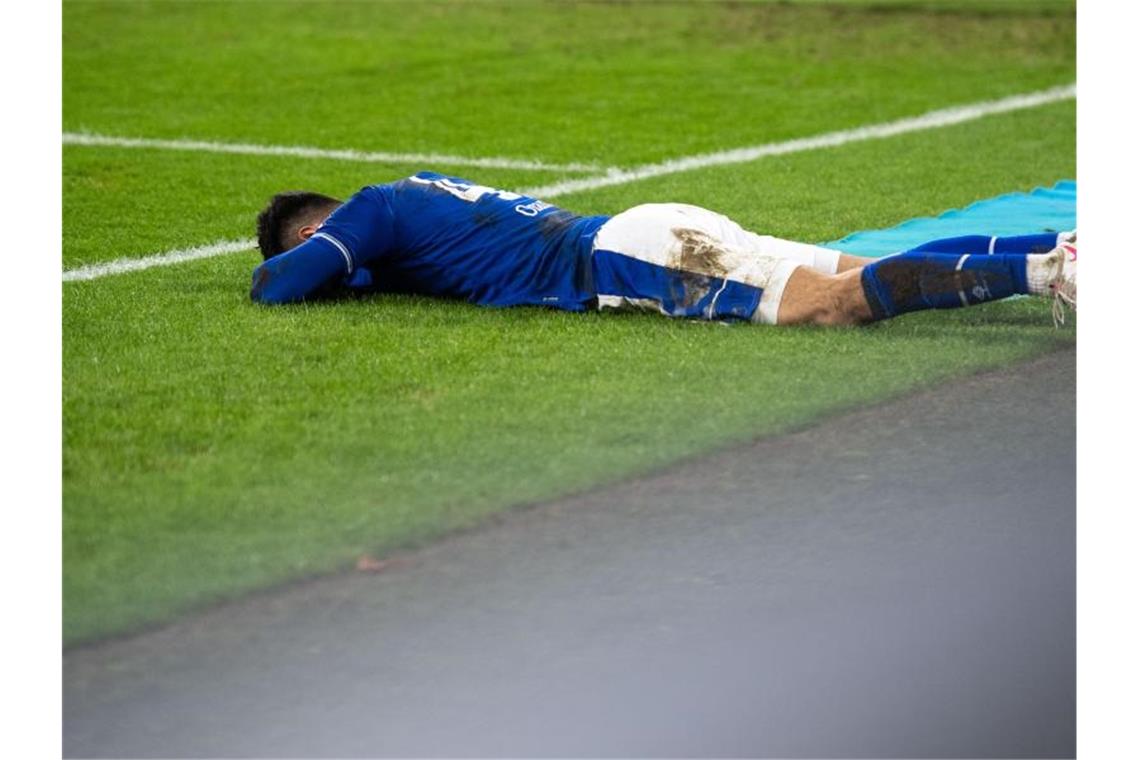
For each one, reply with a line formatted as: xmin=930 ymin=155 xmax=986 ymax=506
xmin=251 ymin=172 xmax=610 ymax=309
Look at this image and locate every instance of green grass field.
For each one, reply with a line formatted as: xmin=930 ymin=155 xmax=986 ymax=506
xmin=63 ymin=0 xmax=1075 ymax=645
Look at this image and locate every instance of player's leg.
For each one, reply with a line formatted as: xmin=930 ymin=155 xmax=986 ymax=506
xmin=831 ymin=232 xmax=1076 ymax=272
xmin=909 ymin=232 xmax=1071 ymax=255
xmin=775 ymin=242 xmax=1077 ymax=326
xmin=859 ymin=244 xmax=1076 ymax=321
xmin=763 ymin=233 xmax=1068 ymax=274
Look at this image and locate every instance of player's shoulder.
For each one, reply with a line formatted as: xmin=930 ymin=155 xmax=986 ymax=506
xmin=350 ymin=171 xmax=477 ymax=199
xmin=321 ymin=183 xmax=398 ymax=230
xmin=339 ymin=180 xmax=406 ymax=212
xmin=395 ymin=171 xmax=479 ymax=191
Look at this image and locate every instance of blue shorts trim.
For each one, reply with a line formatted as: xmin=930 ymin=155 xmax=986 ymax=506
xmin=592 ymin=248 xmax=763 ymax=321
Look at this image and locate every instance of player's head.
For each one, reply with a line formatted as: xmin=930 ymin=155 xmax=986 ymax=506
xmin=256 ymin=191 xmax=342 ymax=260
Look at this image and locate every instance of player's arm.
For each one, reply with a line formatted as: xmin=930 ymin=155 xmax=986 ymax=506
xmin=250 ymin=186 xmax=394 ymax=304
xmin=250 ymin=234 xmax=354 ymax=304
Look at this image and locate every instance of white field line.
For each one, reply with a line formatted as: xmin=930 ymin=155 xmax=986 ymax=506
xmin=62 ymin=132 xmax=608 ymax=174
xmin=63 ymin=84 xmax=1075 ymax=283
xmin=62 ymin=239 xmax=256 ymax=282
xmin=523 ymin=84 xmax=1076 ymax=199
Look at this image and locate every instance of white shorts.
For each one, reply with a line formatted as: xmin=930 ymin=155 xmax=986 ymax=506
xmin=591 ymin=203 xmax=840 ymax=324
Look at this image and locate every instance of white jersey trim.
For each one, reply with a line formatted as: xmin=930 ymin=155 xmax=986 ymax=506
xmin=312 ymin=232 xmax=354 ymax=274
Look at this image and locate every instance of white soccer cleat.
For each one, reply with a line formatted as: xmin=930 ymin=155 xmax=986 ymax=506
xmin=1048 ymin=241 xmax=1077 ymax=325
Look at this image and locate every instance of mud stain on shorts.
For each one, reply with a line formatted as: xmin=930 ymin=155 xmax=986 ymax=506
xmin=671 ymin=228 xmax=731 ymax=279
xmin=668 ymin=228 xmax=734 ymax=310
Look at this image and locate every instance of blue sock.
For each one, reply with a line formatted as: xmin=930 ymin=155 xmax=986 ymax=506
xmin=860 ymin=250 xmax=1031 ymax=320
xmin=909 ymin=233 xmax=1059 ymax=256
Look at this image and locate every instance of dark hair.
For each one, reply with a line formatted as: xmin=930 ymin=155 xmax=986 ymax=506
xmin=256 ymin=191 xmax=342 ymax=260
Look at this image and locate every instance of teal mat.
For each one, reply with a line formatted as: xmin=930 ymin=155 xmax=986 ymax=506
xmin=824 ymin=180 xmax=1076 ymax=257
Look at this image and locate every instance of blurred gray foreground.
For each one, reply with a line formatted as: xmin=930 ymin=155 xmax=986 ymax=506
xmin=65 ymin=350 xmax=1075 ymax=758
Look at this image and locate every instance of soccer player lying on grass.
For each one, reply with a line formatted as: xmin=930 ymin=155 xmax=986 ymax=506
xmin=251 ymin=172 xmax=1077 ymax=325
